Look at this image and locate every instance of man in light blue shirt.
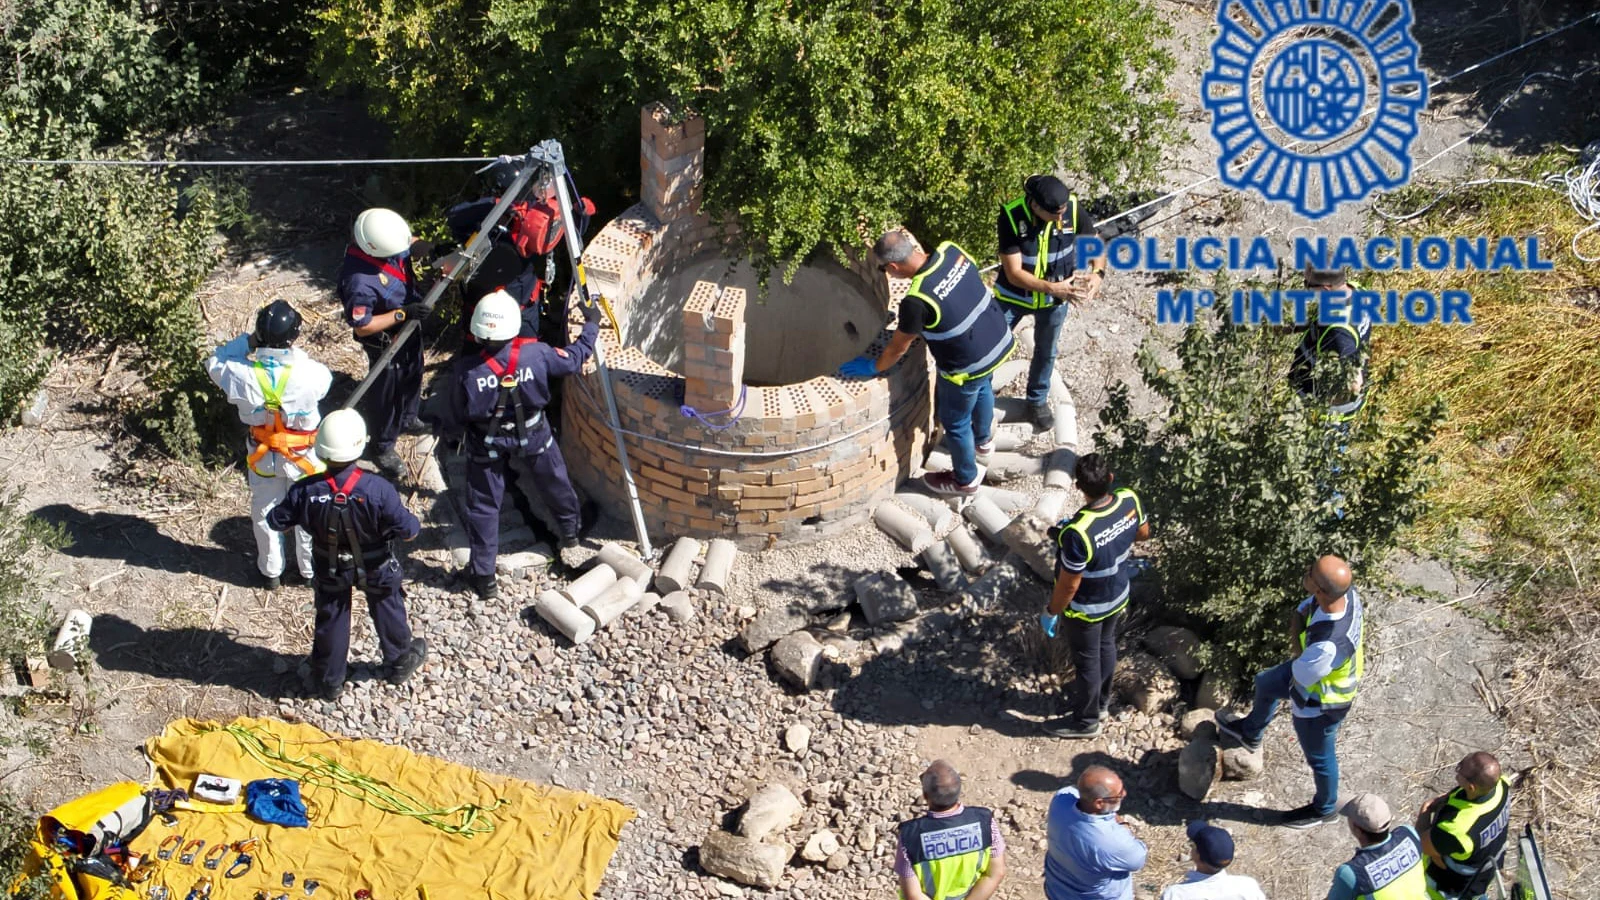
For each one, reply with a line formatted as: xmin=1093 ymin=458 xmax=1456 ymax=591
xmin=1044 ymin=766 xmax=1148 ymax=900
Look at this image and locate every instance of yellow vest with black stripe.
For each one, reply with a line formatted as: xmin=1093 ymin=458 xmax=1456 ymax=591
xmin=1292 ymin=590 xmax=1364 ymax=713
xmin=994 ymin=195 xmax=1080 ymax=309
xmin=1348 ymin=826 xmax=1429 ymax=900
xmin=897 ymin=806 xmax=995 ymax=900
xmin=1055 ymin=488 xmax=1144 ymax=622
xmin=1290 ymin=282 xmax=1370 ymax=421
xmin=906 ymin=242 xmax=1016 ymax=385
xmin=1425 ymin=779 xmax=1511 ymax=899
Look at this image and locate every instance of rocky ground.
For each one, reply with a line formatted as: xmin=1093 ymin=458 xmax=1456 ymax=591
xmin=5 ymin=0 xmax=1600 ymax=897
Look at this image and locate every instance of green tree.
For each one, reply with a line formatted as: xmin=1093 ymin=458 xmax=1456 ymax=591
xmin=313 ymin=0 xmax=1176 ymax=268
xmin=1095 ymin=306 xmax=1443 ymax=678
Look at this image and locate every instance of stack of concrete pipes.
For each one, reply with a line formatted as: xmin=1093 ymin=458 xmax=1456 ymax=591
xmin=532 ymin=537 xmax=739 ymax=645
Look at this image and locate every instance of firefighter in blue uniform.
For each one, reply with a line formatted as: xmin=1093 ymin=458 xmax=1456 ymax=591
xmin=338 ymin=207 xmax=430 ymax=477
xmin=433 ymin=291 xmax=600 ymax=600
xmin=266 ymin=409 xmax=427 ymax=702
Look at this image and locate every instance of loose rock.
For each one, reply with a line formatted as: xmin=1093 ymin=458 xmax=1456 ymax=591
xmin=784 ymin=723 xmax=812 ymax=756
xmin=1179 ymin=708 xmax=1216 ymax=741
xmin=1143 ymin=626 xmax=1203 ymax=680
xmin=699 ymin=831 xmax=792 ymax=889
xmin=800 ymin=830 xmax=841 ymax=863
xmin=1178 ymin=736 xmax=1221 ymax=800
xmin=737 ymin=784 xmax=803 ymax=840
xmin=1113 ymin=651 xmax=1181 ymax=714
xmin=1221 ymin=745 xmax=1265 ymax=781
xmin=853 ymin=572 xmax=919 ymax=625
xmin=741 ymin=606 xmax=811 ymax=654
xmin=770 ymin=632 xmax=824 ymax=690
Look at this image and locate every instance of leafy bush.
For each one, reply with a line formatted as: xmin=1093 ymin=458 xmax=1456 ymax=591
xmin=0 ymin=489 xmax=63 ymax=663
xmin=313 ymin=0 xmax=1176 ymax=269
xmin=0 ymin=789 xmax=50 ymax=900
xmin=1096 ymin=304 xmax=1442 ymax=678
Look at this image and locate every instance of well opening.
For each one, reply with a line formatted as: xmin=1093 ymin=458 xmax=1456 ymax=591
xmin=628 ymin=255 xmax=880 ymax=386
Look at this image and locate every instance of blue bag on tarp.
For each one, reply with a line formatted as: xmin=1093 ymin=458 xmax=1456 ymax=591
xmin=245 ymin=779 xmax=309 ymax=827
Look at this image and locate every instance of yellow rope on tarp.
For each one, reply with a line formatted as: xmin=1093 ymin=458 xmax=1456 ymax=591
xmin=204 ymin=723 xmax=506 ymax=837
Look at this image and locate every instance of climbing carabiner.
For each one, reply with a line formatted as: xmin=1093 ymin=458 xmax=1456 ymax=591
xmin=157 ymin=834 xmax=184 ymax=861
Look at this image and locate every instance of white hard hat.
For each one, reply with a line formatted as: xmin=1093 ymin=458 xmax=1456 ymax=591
xmin=470 ymin=290 xmax=521 ymax=341
xmin=352 ymin=208 xmax=411 ymax=258
xmin=315 ymin=409 xmax=369 ymax=464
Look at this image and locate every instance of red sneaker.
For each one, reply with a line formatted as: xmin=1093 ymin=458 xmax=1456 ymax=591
xmin=923 ymin=470 xmax=979 ymax=496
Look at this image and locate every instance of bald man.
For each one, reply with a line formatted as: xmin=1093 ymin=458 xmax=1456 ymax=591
xmin=1417 ymin=752 xmax=1512 ymax=900
xmin=895 ymin=760 xmax=1007 ymax=900
xmin=1216 ymin=555 xmax=1365 ymax=830
xmin=1044 ymin=766 xmax=1147 ymax=900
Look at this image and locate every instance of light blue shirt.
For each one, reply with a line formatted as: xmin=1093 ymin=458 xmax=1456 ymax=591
xmin=1044 ymin=787 xmax=1148 ymax=900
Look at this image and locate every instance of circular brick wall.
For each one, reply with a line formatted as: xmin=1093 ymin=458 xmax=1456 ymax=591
xmin=561 ymin=104 xmax=933 ymax=548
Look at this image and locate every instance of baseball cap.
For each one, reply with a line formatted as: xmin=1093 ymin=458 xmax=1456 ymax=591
xmin=1340 ymin=794 xmax=1395 ymax=832
xmin=1185 ymin=820 xmax=1235 ymax=868
xmin=1025 ymin=175 xmax=1073 ymax=212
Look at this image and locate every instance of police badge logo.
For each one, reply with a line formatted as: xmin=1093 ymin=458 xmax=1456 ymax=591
xmin=1203 ymin=0 xmax=1428 ymax=219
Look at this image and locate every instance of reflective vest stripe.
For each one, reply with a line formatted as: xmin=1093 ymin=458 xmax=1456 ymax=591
xmin=1437 ymin=780 xmax=1509 ymax=874
xmin=1295 ymin=591 xmax=1364 ymax=710
xmin=897 ymin=808 xmax=994 ymax=900
xmin=922 ymin=296 xmax=991 ymax=342
xmin=1057 ymin=489 xmax=1139 ymax=622
xmin=1349 ymin=828 xmax=1428 ymax=900
xmin=906 ymin=243 xmax=1016 ymax=385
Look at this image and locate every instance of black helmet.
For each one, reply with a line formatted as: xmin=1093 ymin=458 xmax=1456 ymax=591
xmin=254 ymin=300 xmax=302 ymax=349
xmin=487 ymin=159 xmax=525 ymax=195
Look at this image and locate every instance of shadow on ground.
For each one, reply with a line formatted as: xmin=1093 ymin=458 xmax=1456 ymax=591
xmin=35 ymin=503 xmax=258 ymax=589
xmin=89 ymin=613 xmax=299 ymax=698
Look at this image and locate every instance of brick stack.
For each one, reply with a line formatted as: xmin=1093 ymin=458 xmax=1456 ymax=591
xmin=562 ymin=101 xmax=934 ymax=549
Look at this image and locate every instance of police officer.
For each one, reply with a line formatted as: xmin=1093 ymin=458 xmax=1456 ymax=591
xmin=1038 ymin=453 xmax=1150 ymax=739
xmin=339 ymin=207 xmax=430 ymax=477
xmin=433 ymin=291 xmax=600 ymax=599
xmin=894 ymin=760 xmax=1007 ymax=900
xmin=1417 ymin=752 xmax=1512 ymax=900
xmin=205 ymin=300 xmax=333 ymax=590
xmin=1328 ymin=794 xmax=1428 ymax=900
xmin=266 ymin=410 xmax=427 ymax=702
xmin=840 ymin=229 xmax=1016 ymax=496
xmin=994 ymin=175 xmax=1106 ymax=430
xmin=1288 ymin=266 xmax=1370 ymax=423
xmin=1216 ymin=555 xmax=1365 ymax=830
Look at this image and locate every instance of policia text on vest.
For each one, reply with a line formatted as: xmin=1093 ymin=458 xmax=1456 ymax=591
xmin=898 ymin=807 xmax=997 ymax=900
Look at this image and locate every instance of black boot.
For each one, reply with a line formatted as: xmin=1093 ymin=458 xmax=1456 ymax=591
xmin=387 ymin=638 xmax=428 ymax=686
xmin=469 ymin=573 xmax=499 ymax=600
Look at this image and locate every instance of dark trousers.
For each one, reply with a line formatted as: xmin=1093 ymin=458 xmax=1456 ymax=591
xmin=310 ymin=557 xmax=412 ymax=692
xmin=1064 ymin=611 xmax=1121 ymax=726
xmin=462 ymin=435 xmax=581 ymax=577
xmin=360 ymin=337 xmax=423 ymax=453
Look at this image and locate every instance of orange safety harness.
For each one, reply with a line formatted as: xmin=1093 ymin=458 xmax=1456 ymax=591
xmin=245 ymin=361 xmax=320 ymax=477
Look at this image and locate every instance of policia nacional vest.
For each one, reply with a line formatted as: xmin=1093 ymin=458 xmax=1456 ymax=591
xmin=1292 ymin=591 xmax=1365 ymax=714
xmin=1289 ymin=282 xmax=1371 ymax=422
xmin=1425 ymin=779 xmax=1511 ymax=899
xmin=897 ymin=807 xmax=995 ymax=900
xmin=994 ymin=195 xmax=1081 ymax=309
xmin=1347 ymin=827 xmax=1429 ymax=900
xmin=905 ymin=243 xmax=1016 ymax=385
xmin=1055 ymin=488 xmax=1144 ymax=622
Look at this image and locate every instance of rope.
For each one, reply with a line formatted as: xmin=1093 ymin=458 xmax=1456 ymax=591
xmin=213 ymin=723 xmax=506 ymax=837
xmin=679 ymin=384 xmax=748 ymax=431
xmin=0 ymin=156 xmax=497 ymax=167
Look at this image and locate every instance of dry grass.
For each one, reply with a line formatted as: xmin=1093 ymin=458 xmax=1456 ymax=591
xmin=1371 ymin=151 xmax=1600 ymax=602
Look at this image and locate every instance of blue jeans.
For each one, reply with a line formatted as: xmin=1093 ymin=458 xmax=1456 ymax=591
xmin=1002 ymin=302 xmax=1071 ymax=406
xmin=934 ymin=374 xmax=995 ymax=486
xmin=1236 ymin=661 xmax=1346 ymax=815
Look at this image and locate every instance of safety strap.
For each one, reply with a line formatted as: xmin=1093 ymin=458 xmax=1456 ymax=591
xmin=346 ymin=245 xmax=410 ymax=284
xmin=247 ymin=362 xmax=319 ymax=477
xmin=481 ymin=338 xmax=536 ymax=459
xmin=321 ymin=468 xmax=368 ymax=590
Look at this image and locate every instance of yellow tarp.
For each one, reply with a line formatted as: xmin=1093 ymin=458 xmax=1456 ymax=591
xmin=130 ymin=717 xmax=633 ymax=900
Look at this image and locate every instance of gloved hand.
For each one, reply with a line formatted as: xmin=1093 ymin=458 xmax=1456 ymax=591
xmin=581 ymin=298 xmax=602 ymax=324
xmin=396 ymin=302 xmax=430 ymax=323
xmin=838 ymin=356 xmax=878 ymax=378
xmin=1039 ymin=612 xmax=1060 ymax=638
xmin=247 ymin=332 xmax=259 ymax=352
xmin=408 ymin=239 xmax=435 ymax=260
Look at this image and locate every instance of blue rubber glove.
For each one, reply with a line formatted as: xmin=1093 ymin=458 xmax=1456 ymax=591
xmin=838 ymin=356 xmax=878 ymax=378
xmin=1040 ymin=612 xmax=1059 ymax=638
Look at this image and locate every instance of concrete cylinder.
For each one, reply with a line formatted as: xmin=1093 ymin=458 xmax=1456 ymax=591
xmin=596 ymin=543 xmax=654 ymax=587
xmin=697 ymin=538 xmax=738 ymax=594
xmin=635 ymin=592 xmax=663 ymax=615
xmin=48 ymin=610 xmax=92 ymax=670
xmin=535 ymin=590 xmax=596 ymax=645
xmin=1032 ymin=489 xmax=1068 ymax=523
xmin=991 ymin=426 xmax=1032 ymax=452
xmin=654 ymin=536 xmax=702 ymax=594
xmin=585 ymin=578 xmax=645 ymax=628
xmin=980 ymin=452 xmax=1041 ymax=483
xmin=1044 ymin=448 xmax=1077 ymax=489
xmin=920 ymin=542 xmax=966 ymax=591
xmin=946 ymin=525 xmax=991 ymax=575
xmin=560 ymin=564 xmax=618 ymax=608
xmin=894 ymin=492 xmax=954 ymax=534
xmin=1014 ymin=323 xmax=1036 ymax=358
xmin=963 ymin=496 xmax=1013 ymax=540
xmin=873 ymin=502 xmax=934 ymax=554
xmin=660 ymin=590 xmax=696 ymax=623
xmin=1053 ymin=403 xmax=1078 ymax=448
xmin=992 ymin=358 xmax=1030 ymax=392
xmin=923 ymin=448 xmax=955 ymax=474
xmin=975 ymin=486 xmax=1031 ymax=516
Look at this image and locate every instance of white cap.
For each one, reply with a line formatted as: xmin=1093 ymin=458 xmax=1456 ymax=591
xmin=470 ymin=290 xmax=521 ymax=341
xmin=315 ymin=409 xmax=369 ymax=463
xmin=352 ymin=208 xmax=411 ymax=258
